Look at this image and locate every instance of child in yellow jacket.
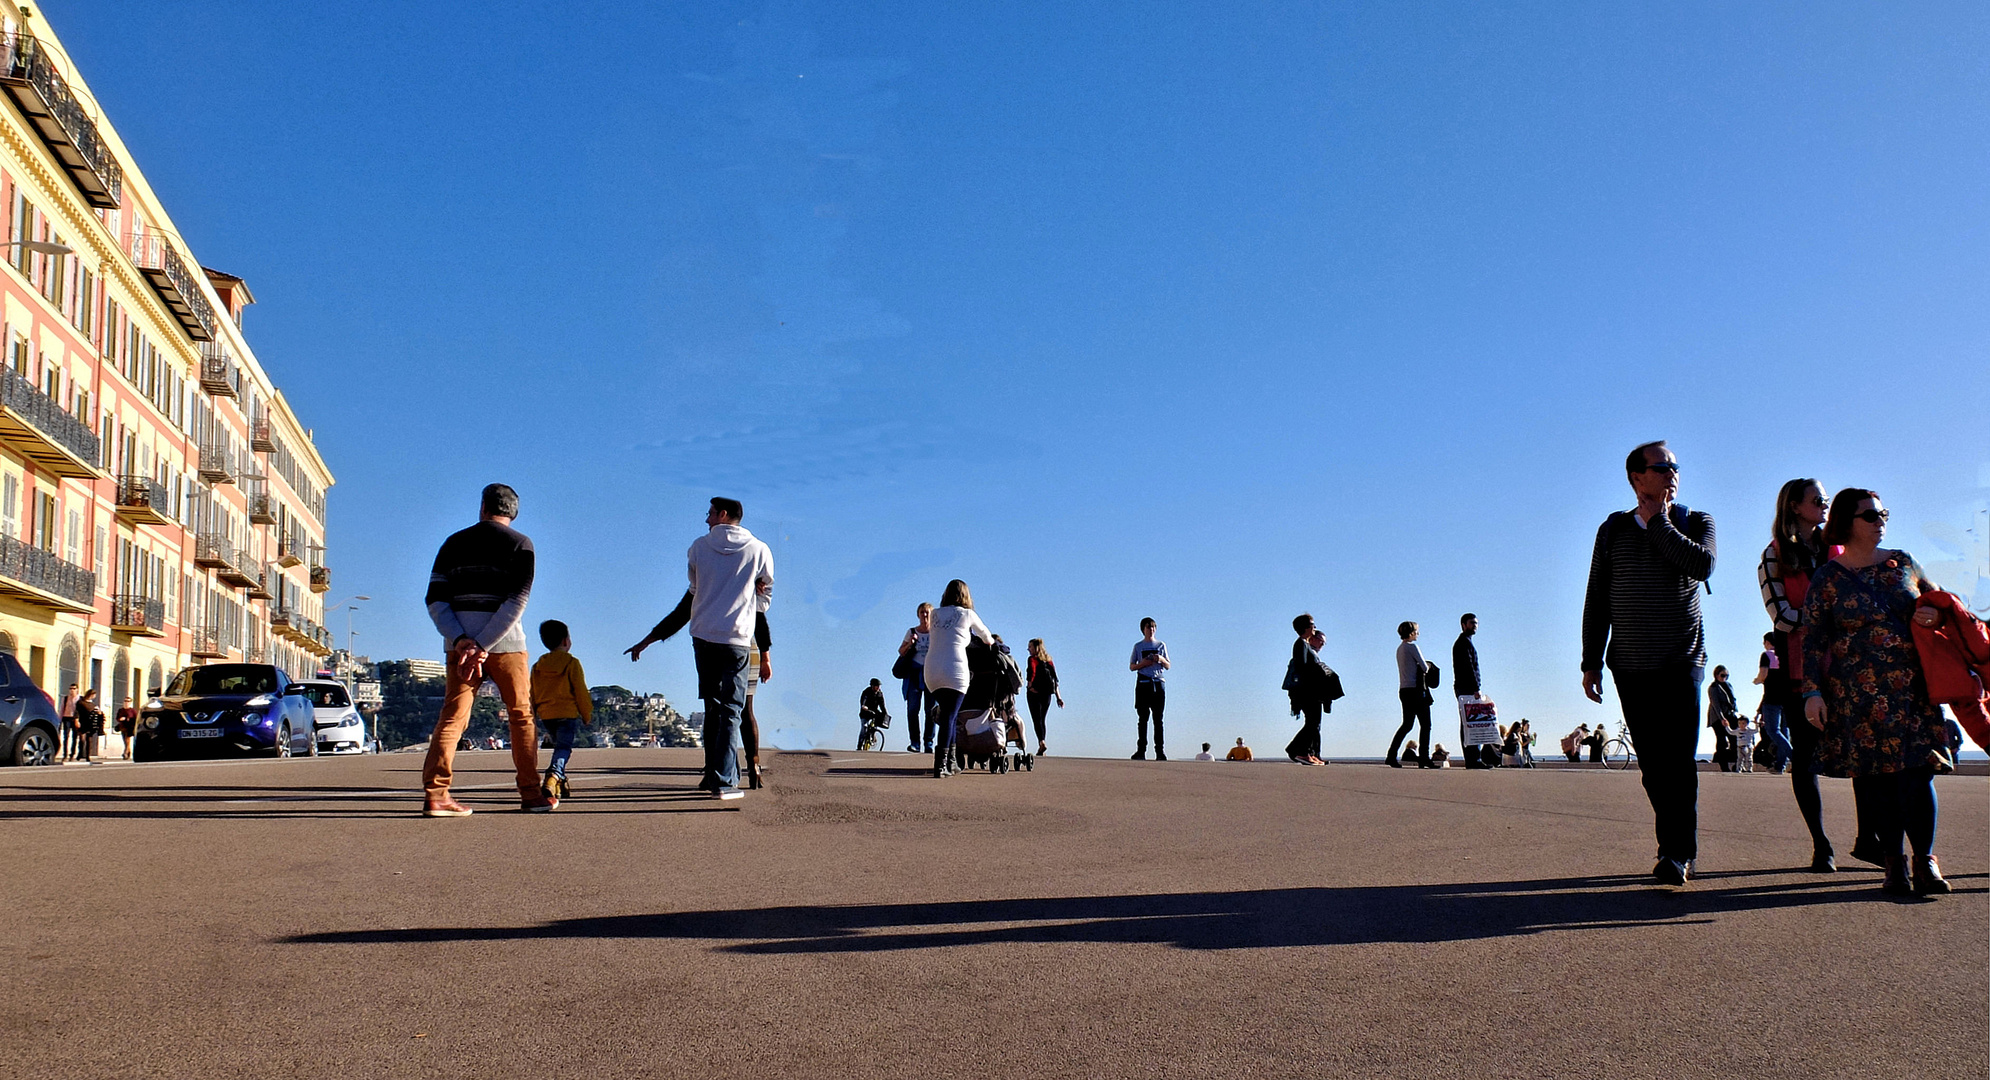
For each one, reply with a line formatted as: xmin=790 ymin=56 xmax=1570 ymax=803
xmin=531 ymin=620 xmax=592 ymax=803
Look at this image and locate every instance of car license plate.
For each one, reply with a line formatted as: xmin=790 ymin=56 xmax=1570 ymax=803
xmin=178 ymin=728 xmax=223 ymax=738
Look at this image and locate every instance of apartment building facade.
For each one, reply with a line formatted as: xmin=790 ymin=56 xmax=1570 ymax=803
xmin=0 ymin=11 xmax=335 ymax=740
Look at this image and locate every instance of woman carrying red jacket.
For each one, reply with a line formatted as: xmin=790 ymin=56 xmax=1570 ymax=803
xmin=1800 ymin=489 xmax=1952 ymax=897
xmin=1912 ymin=589 xmax=1990 ymax=752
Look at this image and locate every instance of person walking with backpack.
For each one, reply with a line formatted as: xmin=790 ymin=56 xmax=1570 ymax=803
xmin=924 ymin=579 xmax=995 ymax=778
xmin=420 ymin=483 xmax=541 ymax=816
xmin=1389 ymin=621 xmax=1434 ymax=768
xmin=1283 ymin=614 xmax=1334 ymax=766
xmin=1025 ymin=638 xmax=1062 ymax=756
xmin=1129 ymin=618 xmax=1170 ymax=760
xmin=897 ymin=603 xmax=935 ymax=754
xmin=624 ymin=497 xmax=775 ymax=800
xmin=1581 ymin=441 xmax=1716 ymax=886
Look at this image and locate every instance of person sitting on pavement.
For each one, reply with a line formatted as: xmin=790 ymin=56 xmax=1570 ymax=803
xmin=1194 ymin=742 xmax=1215 ymax=760
xmin=1226 ymin=737 xmax=1253 ymax=761
xmin=1562 ymin=723 xmax=1590 ymax=762
xmin=1429 ymin=744 xmax=1451 ymax=767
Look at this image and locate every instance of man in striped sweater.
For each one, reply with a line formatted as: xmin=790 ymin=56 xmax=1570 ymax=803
xmin=1582 ymin=441 xmax=1716 ymax=886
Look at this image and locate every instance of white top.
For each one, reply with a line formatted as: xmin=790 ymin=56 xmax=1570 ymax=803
xmin=686 ymin=524 xmax=775 ymax=648
xmin=923 ymin=605 xmax=993 ymax=693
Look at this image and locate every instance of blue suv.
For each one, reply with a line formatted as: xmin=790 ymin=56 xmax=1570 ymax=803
xmin=133 ymin=663 xmax=319 ymax=762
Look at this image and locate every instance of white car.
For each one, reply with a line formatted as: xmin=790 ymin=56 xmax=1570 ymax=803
xmin=295 ymin=680 xmax=367 ymax=754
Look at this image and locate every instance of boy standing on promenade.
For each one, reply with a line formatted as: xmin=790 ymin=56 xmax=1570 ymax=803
xmin=1129 ymin=617 xmax=1170 ymax=760
xmin=625 ymin=497 xmax=774 ymax=800
xmin=421 ymin=483 xmax=541 ymax=816
xmin=531 ymin=619 xmax=592 ymax=803
xmin=1582 ymin=441 xmax=1716 ymax=885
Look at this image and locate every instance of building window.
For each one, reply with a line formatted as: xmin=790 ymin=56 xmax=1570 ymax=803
xmin=0 ymin=473 xmax=17 ymax=539
xmin=65 ymin=508 xmax=79 ymax=565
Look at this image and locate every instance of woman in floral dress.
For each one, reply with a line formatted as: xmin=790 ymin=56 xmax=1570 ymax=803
xmin=1801 ymin=488 xmax=1952 ymax=897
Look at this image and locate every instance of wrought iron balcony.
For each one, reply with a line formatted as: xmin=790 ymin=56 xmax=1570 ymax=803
xmin=247 ymin=487 xmax=276 ymax=525
xmin=188 ymin=626 xmax=226 ymax=659
xmin=193 ymin=533 xmax=233 ymax=570
xmin=269 ymin=606 xmax=294 ymax=633
xmin=110 ymin=593 xmax=166 ymax=637
xmin=0 ymin=34 xmax=123 ymax=208
xmin=114 ymin=475 xmax=173 ymax=526
xmin=215 ymin=546 xmax=255 ymax=588
xmin=198 ymin=342 xmax=239 ymax=398
xmin=0 ymin=364 xmax=100 ymax=478
xmin=276 ymin=535 xmax=302 ymax=568
xmin=242 ymin=641 xmax=268 ymax=664
xmin=196 ymin=441 xmax=235 ymax=485
xmin=130 ymin=228 xmax=216 ymax=342
xmin=250 ymin=417 xmax=276 ymax=453
xmin=245 ymin=563 xmax=273 ymax=601
xmin=0 ymin=532 xmax=94 ymax=612
xmin=310 ymin=564 xmax=330 ymax=593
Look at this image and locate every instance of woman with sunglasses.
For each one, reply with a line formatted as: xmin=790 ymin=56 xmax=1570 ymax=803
xmin=1800 ymin=489 xmax=1952 ymax=896
xmin=1757 ymin=478 xmax=1866 ymax=871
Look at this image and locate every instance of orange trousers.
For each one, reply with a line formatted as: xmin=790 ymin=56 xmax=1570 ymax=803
xmin=422 ymin=650 xmax=539 ymax=802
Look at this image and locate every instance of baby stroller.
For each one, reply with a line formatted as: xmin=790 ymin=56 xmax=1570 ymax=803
xmin=953 ymin=642 xmax=1034 ymax=774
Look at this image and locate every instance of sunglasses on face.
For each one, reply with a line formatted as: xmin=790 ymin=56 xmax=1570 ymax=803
xmin=1854 ymin=508 xmax=1889 ymax=524
xmin=1637 ymin=462 xmax=1680 ymax=474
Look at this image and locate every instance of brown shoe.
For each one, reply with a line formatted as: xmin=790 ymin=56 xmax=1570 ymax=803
xmin=422 ymin=797 xmax=473 ymax=817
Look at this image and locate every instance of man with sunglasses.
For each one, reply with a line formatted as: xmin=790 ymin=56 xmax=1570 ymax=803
xmin=1581 ymin=441 xmax=1716 ymax=886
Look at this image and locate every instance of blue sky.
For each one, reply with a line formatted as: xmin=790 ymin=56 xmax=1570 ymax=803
xmin=55 ymin=0 xmax=1989 ymax=756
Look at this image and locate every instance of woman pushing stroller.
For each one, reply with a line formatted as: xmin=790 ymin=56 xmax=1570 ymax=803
xmin=925 ymin=579 xmax=996 ymax=778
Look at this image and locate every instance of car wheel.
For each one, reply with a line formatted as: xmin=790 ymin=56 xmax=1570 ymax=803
xmin=275 ymin=724 xmax=293 ymax=758
xmin=12 ymin=726 xmax=56 ymax=766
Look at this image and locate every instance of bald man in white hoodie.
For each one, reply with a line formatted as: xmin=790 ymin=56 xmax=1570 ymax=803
xmin=626 ymin=497 xmax=774 ymax=799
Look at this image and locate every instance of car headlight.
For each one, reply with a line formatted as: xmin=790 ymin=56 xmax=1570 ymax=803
xmin=246 ymin=694 xmax=275 ymax=707
xmin=143 ymin=716 xmax=159 ymax=730
xmin=145 ymin=698 xmax=163 ymax=710
xmin=340 ymin=715 xmax=361 ymax=728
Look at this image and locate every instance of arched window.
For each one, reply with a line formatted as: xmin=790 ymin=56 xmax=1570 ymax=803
xmin=57 ymin=635 xmax=80 ymax=707
xmin=112 ymin=648 xmax=130 ymax=710
xmin=147 ymin=660 xmax=164 ymax=698
xmin=0 ymin=630 xmax=15 ymax=656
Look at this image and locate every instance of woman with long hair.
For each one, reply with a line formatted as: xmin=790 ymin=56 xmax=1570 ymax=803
xmin=1757 ymin=477 xmax=1867 ymax=871
xmin=75 ymin=688 xmax=104 ymax=763
xmin=1025 ymin=638 xmax=1063 ymax=756
xmin=1801 ymin=488 xmax=1952 ymax=896
xmin=924 ymin=579 xmax=994 ymax=778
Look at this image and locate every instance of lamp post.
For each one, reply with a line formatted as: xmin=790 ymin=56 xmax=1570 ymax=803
xmin=324 ymin=595 xmax=370 ymax=679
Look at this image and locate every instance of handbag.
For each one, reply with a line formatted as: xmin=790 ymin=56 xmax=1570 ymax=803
xmin=891 ymin=650 xmax=917 ymax=682
xmin=1424 ymin=663 xmax=1441 ymax=689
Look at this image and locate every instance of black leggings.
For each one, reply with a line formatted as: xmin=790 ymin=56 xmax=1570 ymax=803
xmin=931 ymin=689 xmax=964 ymax=771
xmin=1786 ymin=707 xmax=1833 ymax=854
xmin=741 ymin=691 xmax=759 ymax=765
xmin=1026 ymin=692 xmax=1051 ymax=746
xmin=1852 ymin=768 xmax=1938 ymax=860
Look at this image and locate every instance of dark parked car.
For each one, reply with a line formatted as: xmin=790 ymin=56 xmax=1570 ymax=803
xmin=0 ymin=652 xmax=61 ymax=766
xmin=132 ymin=664 xmax=319 ymax=762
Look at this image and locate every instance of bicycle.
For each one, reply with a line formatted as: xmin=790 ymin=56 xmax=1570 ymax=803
xmin=1601 ymin=733 xmax=1637 ymax=770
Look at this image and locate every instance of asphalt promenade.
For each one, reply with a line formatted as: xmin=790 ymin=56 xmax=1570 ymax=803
xmin=3 ymin=748 xmax=1983 ymax=1079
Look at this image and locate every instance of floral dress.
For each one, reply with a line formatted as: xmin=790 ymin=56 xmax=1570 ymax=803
xmin=1799 ymin=550 xmax=1945 ymax=778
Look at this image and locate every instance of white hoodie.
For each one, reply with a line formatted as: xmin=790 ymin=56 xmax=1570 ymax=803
xmin=924 ymin=604 xmax=992 ymax=693
xmin=687 ymin=524 xmax=774 ymax=647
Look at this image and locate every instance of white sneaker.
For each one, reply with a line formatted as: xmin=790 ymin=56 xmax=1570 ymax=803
xmin=714 ymin=786 xmax=744 ymax=801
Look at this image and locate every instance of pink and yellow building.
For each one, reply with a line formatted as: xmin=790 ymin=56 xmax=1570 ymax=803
xmin=0 ymin=7 xmax=335 ymax=735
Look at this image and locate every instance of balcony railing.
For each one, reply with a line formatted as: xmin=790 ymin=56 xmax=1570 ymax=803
xmin=187 ymin=626 xmax=226 ymax=659
xmin=247 ymin=488 xmax=275 ymax=525
xmin=250 ymin=417 xmax=276 ymax=453
xmin=0 ymin=364 xmax=100 ymax=477
xmin=245 ymin=564 xmax=273 ymax=601
xmin=193 ymin=533 xmax=233 ymax=570
xmin=0 ymin=532 xmax=94 ymax=611
xmin=130 ymin=228 xmax=216 ymax=342
xmin=0 ymin=34 xmax=123 ymax=208
xmin=241 ymin=641 xmax=268 ymax=664
xmin=310 ymin=564 xmax=330 ymax=593
xmin=196 ymin=441 xmax=235 ymax=485
xmin=276 ymin=535 xmax=302 ymax=568
xmin=114 ymin=475 xmax=173 ymax=525
xmin=110 ymin=594 xmax=166 ymax=636
xmin=198 ymin=343 xmax=239 ymax=399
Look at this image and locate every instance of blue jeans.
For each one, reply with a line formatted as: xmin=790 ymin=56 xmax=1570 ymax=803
xmin=1758 ymin=702 xmax=1791 ymax=771
xmin=902 ymin=674 xmax=935 ymax=750
xmin=542 ymin=718 xmax=580 ymax=776
xmin=694 ymin=637 xmax=748 ymax=788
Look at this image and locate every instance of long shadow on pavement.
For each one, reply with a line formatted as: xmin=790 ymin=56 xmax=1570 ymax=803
xmin=280 ymin=872 xmax=1984 ymax=952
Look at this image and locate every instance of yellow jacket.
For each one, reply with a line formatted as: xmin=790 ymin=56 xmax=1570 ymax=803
xmin=531 ymin=650 xmax=592 ymax=722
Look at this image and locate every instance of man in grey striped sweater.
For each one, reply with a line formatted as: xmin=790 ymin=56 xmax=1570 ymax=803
xmin=1581 ymin=441 xmax=1716 ymax=886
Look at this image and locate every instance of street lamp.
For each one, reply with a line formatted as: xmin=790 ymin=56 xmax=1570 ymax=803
xmin=2 ymin=239 xmax=74 ymax=256
xmin=325 ymin=595 xmax=371 ymax=667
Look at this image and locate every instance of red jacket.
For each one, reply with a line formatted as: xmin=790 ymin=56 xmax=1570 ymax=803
xmin=1913 ymin=590 xmax=1990 ymax=705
